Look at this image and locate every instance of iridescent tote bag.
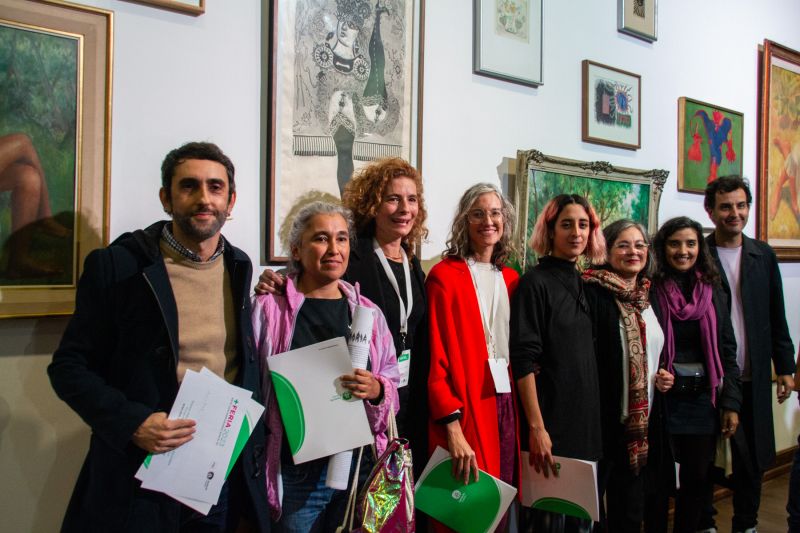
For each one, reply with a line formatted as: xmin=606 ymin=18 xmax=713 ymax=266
xmin=338 ymin=402 xmax=415 ymax=532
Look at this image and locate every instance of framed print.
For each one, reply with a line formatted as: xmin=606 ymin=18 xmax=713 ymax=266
xmin=617 ymin=0 xmax=656 ymax=42
xmin=0 ymin=0 xmax=112 ymax=317
xmin=121 ymin=0 xmax=205 ymax=16
xmin=582 ymin=60 xmax=641 ymax=150
xmin=473 ymin=0 xmax=543 ymax=87
xmin=758 ymin=40 xmax=800 ymax=261
xmin=677 ymin=97 xmax=743 ymax=194
xmin=264 ymin=0 xmax=424 ymax=262
xmin=514 ymin=149 xmax=667 ymax=269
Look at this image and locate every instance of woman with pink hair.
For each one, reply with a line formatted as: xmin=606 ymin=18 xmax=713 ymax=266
xmin=510 ymin=193 xmax=606 ymax=530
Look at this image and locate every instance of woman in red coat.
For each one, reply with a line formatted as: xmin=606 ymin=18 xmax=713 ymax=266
xmin=426 ymin=183 xmax=520 ymax=527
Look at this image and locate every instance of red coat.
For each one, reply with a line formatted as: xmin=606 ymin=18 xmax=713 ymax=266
xmin=426 ymin=257 xmax=519 ymax=478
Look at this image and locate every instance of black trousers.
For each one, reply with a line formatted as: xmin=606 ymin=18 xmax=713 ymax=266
xmin=599 ymin=458 xmax=646 ymax=533
xmin=700 ymin=383 xmax=763 ymax=531
xmin=644 ymin=434 xmax=717 ymax=533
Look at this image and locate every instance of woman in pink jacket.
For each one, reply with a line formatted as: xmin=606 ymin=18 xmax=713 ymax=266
xmin=252 ymin=201 xmax=399 ymax=532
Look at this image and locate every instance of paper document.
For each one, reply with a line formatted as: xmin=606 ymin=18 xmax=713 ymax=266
xmin=415 ymin=446 xmax=517 ymax=533
xmin=520 ymin=452 xmax=599 ymax=522
xmin=135 ymin=368 xmax=264 ymax=514
xmin=269 ymin=337 xmax=373 ymax=464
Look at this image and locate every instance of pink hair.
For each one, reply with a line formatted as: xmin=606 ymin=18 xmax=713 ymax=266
xmin=529 ymin=194 xmax=606 ymax=264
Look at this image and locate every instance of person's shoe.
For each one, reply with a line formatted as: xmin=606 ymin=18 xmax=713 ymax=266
xmin=733 ymin=529 xmax=757 ymax=533
xmin=696 ymin=529 xmax=717 ymax=533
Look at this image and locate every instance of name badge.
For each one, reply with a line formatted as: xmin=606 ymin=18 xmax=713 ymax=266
xmin=398 ymin=349 xmax=411 ymax=388
xmin=488 ymin=358 xmax=511 ymax=393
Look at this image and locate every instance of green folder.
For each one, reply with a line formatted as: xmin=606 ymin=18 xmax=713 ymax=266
xmin=415 ymin=447 xmax=517 ymax=533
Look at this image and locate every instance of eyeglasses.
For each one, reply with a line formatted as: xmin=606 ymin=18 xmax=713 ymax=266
xmin=613 ymin=242 xmax=649 ymax=252
xmin=467 ymin=209 xmax=504 ymax=224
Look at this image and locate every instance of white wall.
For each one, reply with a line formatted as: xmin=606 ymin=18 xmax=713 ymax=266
xmin=1 ymin=1 xmax=799 ymax=529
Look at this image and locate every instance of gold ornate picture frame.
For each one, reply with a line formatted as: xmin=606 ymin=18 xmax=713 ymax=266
xmin=0 ymin=0 xmax=112 ymax=317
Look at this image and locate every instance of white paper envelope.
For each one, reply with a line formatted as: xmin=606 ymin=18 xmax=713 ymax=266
xmin=268 ymin=337 xmax=373 ymax=464
xmin=415 ymin=446 xmax=517 ymax=533
xmin=520 ymin=452 xmax=599 ymax=522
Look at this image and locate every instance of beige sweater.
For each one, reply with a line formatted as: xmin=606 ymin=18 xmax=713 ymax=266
xmin=161 ymin=242 xmax=238 ymax=383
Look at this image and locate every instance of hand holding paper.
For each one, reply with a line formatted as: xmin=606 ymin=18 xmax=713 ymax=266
xmin=132 ymin=412 xmax=196 ymax=454
xmin=446 ymin=421 xmax=479 ymax=485
xmin=340 ymin=368 xmax=381 ymax=400
xmin=528 ymin=426 xmax=558 ymax=478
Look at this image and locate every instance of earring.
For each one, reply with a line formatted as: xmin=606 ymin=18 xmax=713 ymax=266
xmin=226 ymin=212 xmax=233 ymax=221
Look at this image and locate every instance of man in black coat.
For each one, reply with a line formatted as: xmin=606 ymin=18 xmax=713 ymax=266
xmin=48 ymin=142 xmax=269 ymax=532
xmin=701 ymin=175 xmax=796 ymax=533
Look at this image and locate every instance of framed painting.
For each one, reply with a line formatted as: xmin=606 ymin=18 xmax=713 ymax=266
xmin=582 ymin=60 xmax=641 ymax=150
xmin=617 ymin=0 xmax=656 ymax=42
xmin=473 ymin=0 xmax=543 ymax=87
xmin=758 ymin=40 xmax=800 ymax=261
xmin=0 ymin=0 xmax=112 ymax=317
xmin=121 ymin=0 xmax=205 ymax=16
xmin=263 ymin=0 xmax=424 ymax=262
xmin=514 ymin=149 xmax=667 ymax=269
xmin=677 ymin=97 xmax=743 ymax=194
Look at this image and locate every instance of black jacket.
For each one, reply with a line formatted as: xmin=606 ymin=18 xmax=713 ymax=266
xmin=707 ymin=233 xmax=795 ymax=470
xmin=346 ymin=230 xmax=429 ymax=475
xmin=584 ymin=282 xmax=663 ymax=463
xmin=48 ymin=221 xmax=269 ymax=532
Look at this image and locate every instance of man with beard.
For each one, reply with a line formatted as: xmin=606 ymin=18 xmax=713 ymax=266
xmin=48 ymin=142 xmax=270 ymax=532
xmin=698 ymin=175 xmax=795 ymax=533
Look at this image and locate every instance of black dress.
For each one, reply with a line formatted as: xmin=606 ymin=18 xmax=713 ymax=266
xmin=345 ymin=228 xmax=429 ymax=476
xmin=510 ymin=256 xmax=602 ymax=461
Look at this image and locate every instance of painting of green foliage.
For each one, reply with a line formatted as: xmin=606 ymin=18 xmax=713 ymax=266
xmin=0 ymin=22 xmax=78 ymax=285
xmin=523 ymin=170 xmax=651 ymax=267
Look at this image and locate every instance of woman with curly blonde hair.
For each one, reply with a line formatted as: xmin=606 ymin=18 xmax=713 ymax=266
xmin=426 ymin=183 xmax=520 ymax=529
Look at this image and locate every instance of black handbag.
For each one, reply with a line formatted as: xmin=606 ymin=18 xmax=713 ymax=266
xmin=672 ymin=362 xmax=707 ymax=393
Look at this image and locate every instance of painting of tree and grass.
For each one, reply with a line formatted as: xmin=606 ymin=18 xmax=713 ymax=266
xmin=523 ymin=171 xmax=651 ymax=268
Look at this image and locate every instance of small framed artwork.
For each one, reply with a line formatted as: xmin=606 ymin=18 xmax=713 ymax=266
xmin=617 ymin=0 xmax=657 ymax=42
xmin=0 ymin=0 xmax=112 ymax=317
xmin=514 ymin=149 xmax=667 ymax=269
xmin=263 ymin=0 xmax=425 ymax=262
xmin=473 ymin=0 xmax=543 ymax=87
xmin=582 ymin=60 xmax=641 ymax=150
xmin=121 ymin=0 xmax=205 ymax=16
xmin=677 ymin=97 xmax=744 ymax=195
xmin=757 ymin=39 xmax=800 ymax=261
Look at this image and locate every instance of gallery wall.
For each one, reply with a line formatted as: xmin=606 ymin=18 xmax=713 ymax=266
xmin=1 ymin=1 xmax=799 ymax=530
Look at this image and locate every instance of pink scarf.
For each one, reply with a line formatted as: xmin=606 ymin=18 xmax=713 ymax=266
xmin=655 ymin=271 xmax=723 ymax=406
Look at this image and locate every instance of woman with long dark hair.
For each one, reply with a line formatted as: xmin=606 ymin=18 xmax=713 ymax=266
xmin=645 ymin=216 xmax=742 ymax=533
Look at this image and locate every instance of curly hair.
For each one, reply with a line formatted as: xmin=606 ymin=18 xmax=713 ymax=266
xmin=703 ymin=174 xmax=752 ymax=211
xmin=341 ymin=157 xmax=428 ymax=256
xmin=442 ymin=183 xmax=518 ymax=268
xmin=529 ymin=194 xmax=606 ymax=264
xmin=652 ymin=216 xmax=720 ymax=286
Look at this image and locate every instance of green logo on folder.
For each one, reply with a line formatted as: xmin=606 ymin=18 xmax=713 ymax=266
xmin=415 ymin=461 xmax=501 ymax=533
xmin=271 ymin=371 xmax=305 ymax=455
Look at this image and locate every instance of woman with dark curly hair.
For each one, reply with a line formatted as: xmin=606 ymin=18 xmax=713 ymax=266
xmin=258 ymin=157 xmax=430 ymax=476
xmin=644 ymin=216 xmax=742 ymax=533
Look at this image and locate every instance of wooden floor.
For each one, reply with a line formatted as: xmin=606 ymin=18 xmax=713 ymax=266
xmin=670 ymin=470 xmax=792 ymax=532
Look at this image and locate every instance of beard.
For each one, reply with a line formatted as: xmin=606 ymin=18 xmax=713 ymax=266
xmin=172 ymin=207 xmax=227 ymax=242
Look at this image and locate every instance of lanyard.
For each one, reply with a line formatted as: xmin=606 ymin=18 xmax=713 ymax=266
xmin=373 ymin=239 xmax=413 ymax=339
xmin=466 ymin=258 xmax=502 ymax=359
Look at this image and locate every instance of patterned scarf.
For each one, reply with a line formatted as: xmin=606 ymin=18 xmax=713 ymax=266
xmin=583 ymin=268 xmax=651 ymax=473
